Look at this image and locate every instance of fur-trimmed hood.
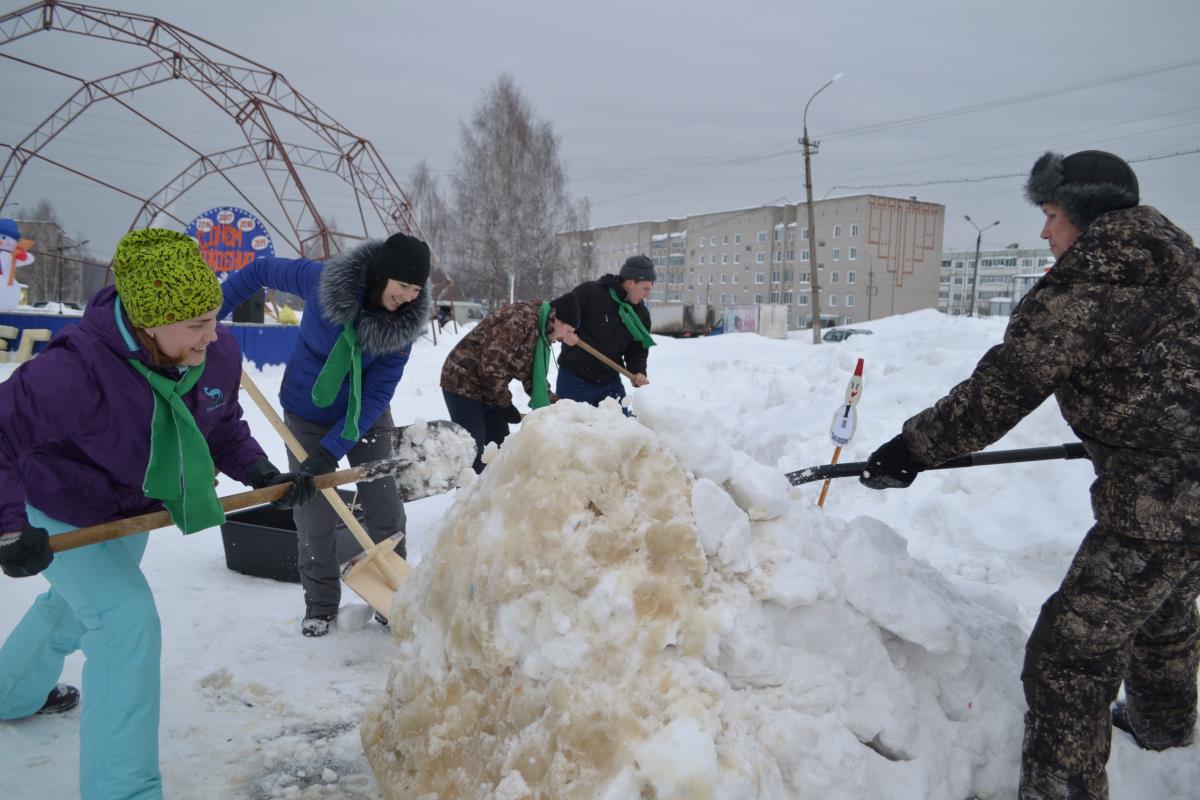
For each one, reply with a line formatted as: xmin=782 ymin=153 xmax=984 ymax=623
xmin=318 ymin=238 xmax=431 ymax=356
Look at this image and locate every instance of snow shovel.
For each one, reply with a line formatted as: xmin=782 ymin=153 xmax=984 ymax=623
xmin=573 ymin=338 xmax=636 ymax=382
xmin=787 ymin=442 xmax=1089 ymax=486
xmin=238 ymin=372 xmax=411 ymax=616
xmin=47 ymin=456 xmax=417 ymax=554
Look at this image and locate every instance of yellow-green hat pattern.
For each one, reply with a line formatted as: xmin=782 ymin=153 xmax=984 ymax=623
xmin=114 ymin=229 xmax=222 ymax=328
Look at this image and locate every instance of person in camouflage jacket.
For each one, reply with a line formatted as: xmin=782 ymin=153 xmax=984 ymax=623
xmin=860 ymin=150 xmax=1200 ymax=799
xmin=441 ymin=293 xmax=580 ymax=472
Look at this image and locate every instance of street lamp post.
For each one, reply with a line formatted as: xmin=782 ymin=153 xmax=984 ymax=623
xmin=54 ymin=237 xmax=88 ymax=315
xmin=800 ymin=72 xmax=843 ymax=344
xmin=964 ymin=215 xmax=1000 ymax=317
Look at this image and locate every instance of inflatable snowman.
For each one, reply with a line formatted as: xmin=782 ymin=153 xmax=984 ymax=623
xmin=0 ymin=218 xmax=34 ymax=311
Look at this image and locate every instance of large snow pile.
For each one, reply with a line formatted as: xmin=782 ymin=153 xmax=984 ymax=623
xmin=361 ymin=390 xmax=1028 ymax=799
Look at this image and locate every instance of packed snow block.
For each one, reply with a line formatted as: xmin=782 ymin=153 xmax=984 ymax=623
xmin=363 ymin=399 xmax=1030 ymax=800
xmin=219 ymin=489 xmax=365 ymax=582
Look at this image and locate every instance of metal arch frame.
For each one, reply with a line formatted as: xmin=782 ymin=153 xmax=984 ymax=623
xmin=0 ymin=0 xmax=421 ymax=260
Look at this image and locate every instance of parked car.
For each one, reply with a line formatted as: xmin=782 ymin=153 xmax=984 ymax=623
xmin=822 ymin=327 xmax=873 ymax=342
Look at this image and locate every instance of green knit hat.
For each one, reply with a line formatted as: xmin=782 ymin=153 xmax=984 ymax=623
xmin=113 ymin=229 xmax=222 ymax=328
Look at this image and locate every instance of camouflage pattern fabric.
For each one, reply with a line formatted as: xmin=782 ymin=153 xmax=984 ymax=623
xmin=902 ymin=205 xmax=1200 ymax=542
xmin=1019 ymin=525 xmax=1200 ymax=799
xmin=113 ymin=228 xmax=222 ymax=328
xmin=895 ymin=205 xmax=1200 ymax=798
xmin=440 ymin=301 xmax=546 ymax=407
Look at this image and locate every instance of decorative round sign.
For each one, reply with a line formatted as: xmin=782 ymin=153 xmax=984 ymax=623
xmin=185 ymin=207 xmax=274 ymax=275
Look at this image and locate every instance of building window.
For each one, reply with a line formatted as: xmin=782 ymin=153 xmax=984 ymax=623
xmin=851 ymin=224 xmax=859 ymax=237
xmin=699 ymin=239 xmax=705 ymax=248
xmin=785 ymin=249 xmax=795 ymax=261
xmin=798 ymin=295 xmax=809 ymax=306
xmin=773 ymin=251 xmax=782 ymax=263
xmin=774 ymin=228 xmax=782 ymax=242
xmin=731 ymin=273 xmax=739 ymax=284
xmin=755 ymin=293 xmax=764 ymax=303
xmin=832 ymin=248 xmax=840 ymax=261
xmin=828 ymin=295 xmax=838 ymax=307
xmin=802 ymin=228 xmax=810 ymax=240
xmin=756 ymin=252 xmax=766 ymax=264
xmin=833 ymin=224 xmax=842 ymax=238
xmin=721 ymin=274 xmax=727 ymax=284
xmin=720 ymin=293 xmax=727 ymax=304
xmin=723 ymin=234 xmax=729 ymax=245
xmin=709 ymin=235 xmax=717 ymax=246
xmin=849 ymin=247 xmax=857 ymax=261
xmin=771 ymin=271 xmax=781 ymax=282
xmin=847 ymin=270 xmax=856 ymax=284
xmin=801 ymin=271 xmax=810 ymax=283
xmin=735 ymin=233 xmax=742 ymax=244
xmin=755 ymin=272 xmax=765 ymax=284
xmin=782 ymin=291 xmax=793 ymax=303
xmin=846 ymin=295 xmax=855 ymax=307
xmin=801 ymin=251 xmax=810 ymax=262
xmin=734 ymin=254 xmax=741 ymax=264
xmin=731 ymin=294 xmax=738 ymax=303
xmin=722 ymin=254 xmax=729 ymax=265
xmin=831 ymin=271 xmax=839 ymax=283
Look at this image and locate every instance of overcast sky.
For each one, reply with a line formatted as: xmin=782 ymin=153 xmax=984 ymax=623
xmin=2 ymin=0 xmax=1198 ymax=258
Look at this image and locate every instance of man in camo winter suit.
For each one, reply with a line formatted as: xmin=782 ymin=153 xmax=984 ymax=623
xmin=860 ymin=149 xmax=1200 ymax=799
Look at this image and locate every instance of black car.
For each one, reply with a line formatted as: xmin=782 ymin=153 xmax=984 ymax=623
xmin=822 ymin=327 xmax=873 ymax=342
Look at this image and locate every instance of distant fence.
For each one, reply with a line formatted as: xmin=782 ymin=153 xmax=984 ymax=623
xmin=0 ymin=311 xmax=299 ymax=368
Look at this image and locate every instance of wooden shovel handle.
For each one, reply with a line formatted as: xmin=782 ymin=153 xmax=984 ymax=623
xmin=572 ymin=338 xmax=636 ymax=381
xmin=49 ymin=466 xmax=366 ymax=553
xmin=238 ymin=373 xmax=407 ymax=588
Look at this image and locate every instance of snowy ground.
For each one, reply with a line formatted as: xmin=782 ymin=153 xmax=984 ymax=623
xmin=2 ymin=310 xmax=1197 ymax=798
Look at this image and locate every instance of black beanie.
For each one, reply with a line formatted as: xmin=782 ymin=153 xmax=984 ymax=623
xmin=1024 ymin=150 xmax=1139 ymax=230
xmin=549 ymin=292 xmax=580 ymax=329
xmin=370 ymin=232 xmax=431 ymax=285
xmin=619 ymin=254 xmax=656 ymax=283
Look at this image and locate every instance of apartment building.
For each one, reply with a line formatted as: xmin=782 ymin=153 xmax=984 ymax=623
xmin=562 ymin=195 xmax=944 ymax=330
xmin=938 ymin=244 xmax=1054 ymax=317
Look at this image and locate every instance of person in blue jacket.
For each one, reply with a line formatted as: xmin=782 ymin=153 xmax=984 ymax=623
xmin=220 ymin=232 xmax=431 ymax=637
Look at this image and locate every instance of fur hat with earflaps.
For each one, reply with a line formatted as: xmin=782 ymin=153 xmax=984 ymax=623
xmin=1024 ymin=150 xmax=1140 ymax=230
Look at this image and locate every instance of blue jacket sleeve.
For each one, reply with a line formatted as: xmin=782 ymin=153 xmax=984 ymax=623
xmin=219 ymin=257 xmax=323 ymax=320
xmin=318 ymin=349 xmax=410 ymax=460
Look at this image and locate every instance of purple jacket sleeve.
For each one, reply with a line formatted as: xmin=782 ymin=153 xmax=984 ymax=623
xmin=0 ymin=350 xmax=97 ymax=532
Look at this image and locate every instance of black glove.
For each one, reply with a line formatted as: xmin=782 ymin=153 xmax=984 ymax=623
xmin=300 ymin=446 xmax=338 ymax=477
xmin=499 ymin=405 xmax=524 ymax=425
xmin=0 ymin=523 xmax=53 ymax=578
xmin=860 ymin=434 xmax=925 ymax=490
xmin=245 ymin=458 xmax=318 ymax=510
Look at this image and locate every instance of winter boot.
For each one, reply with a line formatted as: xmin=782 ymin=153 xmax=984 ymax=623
xmin=1112 ymin=700 xmax=1194 ymax=751
xmin=38 ymin=684 xmax=80 ymax=715
xmin=301 ymin=613 xmax=337 ymax=638
xmin=1112 ymin=701 xmax=1148 ymax=749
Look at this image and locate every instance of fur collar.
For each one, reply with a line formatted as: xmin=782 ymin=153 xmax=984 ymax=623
xmin=317 ymin=238 xmax=431 ymax=356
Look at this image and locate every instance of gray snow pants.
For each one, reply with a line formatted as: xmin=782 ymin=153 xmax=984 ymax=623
xmin=1019 ymin=523 xmax=1200 ymax=800
xmin=284 ymin=410 xmax=406 ymax=618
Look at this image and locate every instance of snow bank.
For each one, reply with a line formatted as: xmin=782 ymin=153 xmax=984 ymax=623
xmin=362 ymin=394 xmax=1027 ymax=799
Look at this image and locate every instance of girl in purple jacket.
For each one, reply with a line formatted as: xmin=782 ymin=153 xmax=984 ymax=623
xmin=0 ymin=229 xmax=314 ymax=800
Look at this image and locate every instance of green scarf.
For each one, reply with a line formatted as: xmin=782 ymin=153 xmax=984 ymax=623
xmin=530 ymin=301 xmax=552 ymax=410
xmin=126 ymin=358 xmax=224 ymax=534
xmin=607 ymin=287 xmax=656 ymax=349
xmin=312 ymin=321 xmax=363 ymax=441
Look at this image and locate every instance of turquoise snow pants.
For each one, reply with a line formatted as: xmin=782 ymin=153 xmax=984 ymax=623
xmin=0 ymin=507 xmax=162 ymax=800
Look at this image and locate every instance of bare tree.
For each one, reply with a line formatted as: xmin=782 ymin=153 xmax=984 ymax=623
xmin=450 ymin=75 xmax=575 ymax=307
xmin=407 ymin=160 xmax=454 ymax=302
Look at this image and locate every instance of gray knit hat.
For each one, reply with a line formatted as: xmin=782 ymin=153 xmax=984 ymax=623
xmin=619 ymin=254 xmax=656 ymax=283
xmin=1024 ymin=150 xmax=1139 ymax=230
